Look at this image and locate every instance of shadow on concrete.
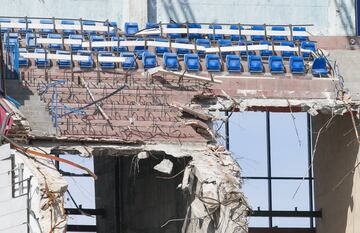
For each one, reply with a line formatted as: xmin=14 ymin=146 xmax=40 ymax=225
xmin=334 ymin=0 xmax=358 ymax=49
xmin=313 ymin=114 xmax=359 ymax=233
xmin=95 ymin=153 xmax=191 ymax=233
xmin=154 ymin=0 xmax=196 ymax=23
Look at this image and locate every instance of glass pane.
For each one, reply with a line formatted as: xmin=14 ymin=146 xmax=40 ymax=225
xmin=231 ymin=112 xmax=267 ymax=177
xmin=272 ymin=180 xmax=310 ymax=211
xmin=270 ymin=112 xmax=309 ymax=177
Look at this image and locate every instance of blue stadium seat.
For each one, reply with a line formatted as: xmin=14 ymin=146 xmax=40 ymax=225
xmin=56 ymin=50 xmax=72 ymax=68
xmin=268 ymin=56 xmax=284 ymax=73
xmin=271 ymin=26 xmax=287 ymax=41
xmin=69 ymin=34 xmax=83 ymax=51
xmin=196 ymin=39 xmax=210 ymax=56
xmin=238 ymin=41 xmax=255 ymax=56
xmin=248 ymin=55 xmax=263 ymax=73
xmin=61 ymin=20 xmax=76 ymax=34
xmin=175 ymin=38 xmax=191 ymax=55
xmin=280 ymin=41 xmax=295 ymax=58
xmin=18 ymin=19 xmax=32 ymax=33
xmin=155 ymin=38 xmax=170 ymax=55
xmin=47 ymin=34 xmax=62 ymax=50
xmin=90 ymin=35 xmax=105 ymax=51
xmin=289 ymin=56 xmax=305 ymax=74
xmin=208 ymin=24 xmax=223 ymax=40
xmin=184 ymin=54 xmax=200 ymax=71
xmin=163 ymin=52 xmax=179 ymax=70
xmin=226 ymin=55 xmax=242 ymax=72
xmin=312 ymin=57 xmax=328 ymax=76
xmin=99 ymin=52 xmax=115 ymax=69
xmin=230 ymin=25 xmax=246 ymax=41
xmin=167 ymin=23 xmax=182 ymax=39
xmin=260 ymin=41 xmax=273 ymax=57
xmin=111 ymin=37 xmax=128 ymax=52
xmin=34 ymin=48 xmax=50 ymax=67
xmin=145 ymin=23 xmax=160 ymax=38
xmin=142 ymin=51 xmax=157 ymax=69
xmin=39 ymin=19 xmax=54 ymax=34
xmin=205 ymin=54 xmax=221 ymax=72
xmin=83 ymin=20 xmax=96 ymax=35
xmin=301 ymin=41 xmax=316 ymax=58
xmin=218 ymin=39 xmax=233 ymax=56
xmin=121 ymin=52 xmax=137 ymax=70
xmin=134 ymin=38 xmax=147 ymax=59
xmin=4 ymin=33 xmax=19 ymax=48
xmin=0 ymin=18 xmax=11 ymax=33
xmin=78 ymin=50 xmax=93 ymax=69
xmin=25 ymin=33 xmax=40 ymax=48
xmin=293 ymin=27 xmax=308 ymax=41
xmin=251 ymin=25 xmax=266 ymax=41
xmin=104 ymin=21 xmax=118 ymax=36
xmin=125 ymin=22 xmax=139 ymax=36
xmin=188 ymin=23 xmax=202 ymax=40
xmin=18 ymin=48 xmax=29 ymax=67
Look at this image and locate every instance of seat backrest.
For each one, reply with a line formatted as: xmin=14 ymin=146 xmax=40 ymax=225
xmin=70 ymin=34 xmax=83 ymax=40
xmin=251 ymin=25 xmax=265 ymax=30
xmin=91 ymin=35 xmax=104 ymax=41
xmin=196 ymin=39 xmax=210 ymax=47
xmin=185 ymin=54 xmax=199 ymax=66
xmin=146 ymin=23 xmax=159 ymax=29
xmin=249 ymin=55 xmax=261 ymax=62
xmin=175 ymin=38 xmax=189 ymax=43
xmin=301 ymin=41 xmax=316 ymax=51
xmin=293 ymin=26 xmax=306 ymax=32
xmin=48 ymin=34 xmax=61 ymax=39
xmin=269 ymin=55 xmax=282 ymax=62
xmin=218 ymin=39 xmax=232 ymax=47
xmin=167 ymin=23 xmax=181 ymax=28
xmin=188 ymin=23 xmax=201 ymax=28
xmin=99 ymin=52 xmax=113 ymax=57
xmin=164 ymin=53 xmax=178 ymax=65
xmin=61 ymin=20 xmax=74 ymax=25
xmin=40 ymin=19 xmax=52 ymax=24
xmin=272 ymin=26 xmax=285 ymax=31
xmin=125 ymin=22 xmax=139 ymax=35
xmin=83 ymin=20 xmax=95 ymax=26
xmin=312 ymin=57 xmax=327 ymax=69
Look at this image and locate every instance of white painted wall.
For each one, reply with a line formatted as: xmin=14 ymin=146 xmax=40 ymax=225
xmin=0 ymin=144 xmax=41 ymax=233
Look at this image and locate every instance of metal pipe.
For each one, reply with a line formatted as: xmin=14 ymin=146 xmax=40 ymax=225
xmin=307 ymin=113 xmax=314 ymax=228
xmin=266 ymin=111 xmax=273 ymax=227
xmin=225 ymin=111 xmax=230 ymax=150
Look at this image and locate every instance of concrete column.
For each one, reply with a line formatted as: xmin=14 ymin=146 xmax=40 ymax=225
xmin=122 ymin=0 xmax=148 ymax=29
xmin=313 ymin=113 xmax=360 ymax=233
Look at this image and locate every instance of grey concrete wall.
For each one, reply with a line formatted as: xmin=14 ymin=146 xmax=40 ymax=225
xmin=313 ymin=114 xmax=360 ymax=233
xmin=153 ymin=0 xmax=356 ymax=36
xmin=0 ymin=0 xmax=149 ymax=29
xmin=329 ymin=50 xmax=360 ymax=101
xmin=0 ymin=0 xmax=123 ymax=25
xmin=0 ymin=0 xmax=356 ymax=35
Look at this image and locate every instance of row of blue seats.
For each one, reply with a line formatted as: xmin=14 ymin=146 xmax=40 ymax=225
xmin=19 ymin=48 xmax=328 ymax=76
xmin=183 ymin=53 xmax=327 ymax=76
xmin=125 ymin=22 xmax=309 ymax=41
xmin=20 ymin=32 xmax=316 ymax=60
xmin=0 ymin=18 xmax=118 ymax=35
xmin=0 ymin=19 xmax=309 ymax=42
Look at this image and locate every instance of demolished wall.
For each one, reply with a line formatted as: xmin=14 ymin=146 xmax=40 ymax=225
xmin=0 ymin=143 xmax=67 ymax=233
xmin=93 ymin=143 xmax=249 ymax=233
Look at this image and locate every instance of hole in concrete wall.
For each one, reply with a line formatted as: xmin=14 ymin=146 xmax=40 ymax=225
xmin=94 ymin=153 xmax=191 ymax=233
